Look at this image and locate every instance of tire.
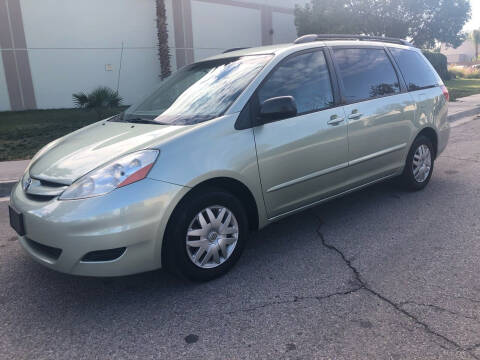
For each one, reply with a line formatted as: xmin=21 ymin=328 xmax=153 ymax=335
xmin=163 ymin=188 xmax=248 ymax=281
xmin=398 ymin=135 xmax=435 ymax=191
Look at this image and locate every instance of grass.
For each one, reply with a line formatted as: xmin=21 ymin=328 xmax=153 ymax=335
xmin=445 ymin=78 xmax=480 ymax=101
xmin=0 ymin=107 xmax=126 ymax=161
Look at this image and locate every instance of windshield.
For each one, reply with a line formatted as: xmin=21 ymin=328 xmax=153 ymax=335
xmin=120 ymin=55 xmax=272 ymax=125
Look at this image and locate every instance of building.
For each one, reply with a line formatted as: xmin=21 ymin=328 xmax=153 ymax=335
xmin=441 ymin=39 xmax=477 ymax=64
xmin=0 ymin=0 xmax=307 ymax=111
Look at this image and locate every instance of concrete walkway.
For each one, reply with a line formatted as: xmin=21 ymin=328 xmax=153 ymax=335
xmin=0 ymin=159 xmax=29 ymax=182
xmin=0 ymin=160 xmax=29 ymax=197
xmin=1 ymin=93 xmax=480 ymax=197
xmin=448 ymin=93 xmax=480 ymax=122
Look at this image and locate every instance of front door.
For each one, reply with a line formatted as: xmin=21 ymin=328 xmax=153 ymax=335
xmin=253 ymin=49 xmax=349 ymax=218
xmin=332 ymin=47 xmax=415 ymax=186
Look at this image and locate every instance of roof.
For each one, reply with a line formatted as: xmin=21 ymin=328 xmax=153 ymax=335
xmin=294 ymin=34 xmax=412 ymax=46
xmin=202 ymin=38 xmax=414 ymax=62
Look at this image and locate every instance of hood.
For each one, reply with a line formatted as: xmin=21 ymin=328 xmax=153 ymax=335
xmin=29 ymin=120 xmax=190 ymax=184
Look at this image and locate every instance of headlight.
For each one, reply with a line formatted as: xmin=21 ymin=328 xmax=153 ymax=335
xmin=59 ymin=150 xmax=159 ymax=200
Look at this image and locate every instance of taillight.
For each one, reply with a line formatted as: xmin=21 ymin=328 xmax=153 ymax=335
xmin=441 ymin=85 xmax=449 ymax=102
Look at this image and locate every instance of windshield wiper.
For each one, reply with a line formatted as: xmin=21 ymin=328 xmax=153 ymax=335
xmin=123 ymin=118 xmax=161 ymax=125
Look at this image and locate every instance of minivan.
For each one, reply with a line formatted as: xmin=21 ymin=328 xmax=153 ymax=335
xmin=9 ymin=34 xmax=449 ymax=281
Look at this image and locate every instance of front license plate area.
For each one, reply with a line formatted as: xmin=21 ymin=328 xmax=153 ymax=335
xmin=8 ymin=205 xmax=25 ymax=236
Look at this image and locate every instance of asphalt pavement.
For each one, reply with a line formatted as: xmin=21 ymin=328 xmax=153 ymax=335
xmin=1 ymin=115 xmax=480 ymax=359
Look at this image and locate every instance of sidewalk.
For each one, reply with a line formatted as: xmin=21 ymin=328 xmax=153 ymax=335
xmin=0 ymin=160 xmax=29 ymax=198
xmin=448 ymin=93 xmax=480 ymax=122
xmin=1 ymin=93 xmax=480 ymax=198
xmin=0 ymin=160 xmax=29 ymax=182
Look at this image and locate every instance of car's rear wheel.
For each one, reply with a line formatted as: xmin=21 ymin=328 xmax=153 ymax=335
xmin=399 ymin=135 xmax=434 ymax=191
xmin=164 ymin=188 xmax=248 ymax=281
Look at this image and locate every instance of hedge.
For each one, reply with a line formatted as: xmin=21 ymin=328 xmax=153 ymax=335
xmin=422 ymin=51 xmax=450 ymax=81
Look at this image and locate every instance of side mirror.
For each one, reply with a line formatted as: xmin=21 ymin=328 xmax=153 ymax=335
xmin=257 ymin=96 xmax=298 ymax=124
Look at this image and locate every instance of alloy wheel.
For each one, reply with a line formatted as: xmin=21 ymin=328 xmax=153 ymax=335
xmin=186 ymin=206 xmax=239 ymax=269
xmin=412 ymin=144 xmax=432 ymax=183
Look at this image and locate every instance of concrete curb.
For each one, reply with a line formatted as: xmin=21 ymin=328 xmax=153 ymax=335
xmin=0 ymin=181 xmax=16 ymax=198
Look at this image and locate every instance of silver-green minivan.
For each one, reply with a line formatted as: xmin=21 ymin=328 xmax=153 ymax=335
xmin=9 ymin=35 xmax=449 ymax=281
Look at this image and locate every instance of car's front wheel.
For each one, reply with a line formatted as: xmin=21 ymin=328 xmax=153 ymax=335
xmin=164 ymin=188 xmax=248 ymax=281
xmin=399 ymin=135 xmax=435 ymax=191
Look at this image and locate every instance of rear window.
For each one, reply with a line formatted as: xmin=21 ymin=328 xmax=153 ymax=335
xmin=333 ymin=48 xmax=400 ymax=103
xmin=389 ymin=48 xmax=441 ymax=91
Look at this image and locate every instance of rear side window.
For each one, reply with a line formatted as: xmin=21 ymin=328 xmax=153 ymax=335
xmin=258 ymin=50 xmax=334 ymax=114
xmin=389 ymin=48 xmax=441 ymax=91
xmin=333 ymin=48 xmax=400 ymax=103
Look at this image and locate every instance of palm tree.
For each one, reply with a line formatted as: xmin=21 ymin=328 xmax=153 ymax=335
xmin=156 ymin=0 xmax=171 ymax=79
xmin=73 ymin=87 xmax=123 ymax=120
xmin=472 ymin=29 xmax=480 ymax=62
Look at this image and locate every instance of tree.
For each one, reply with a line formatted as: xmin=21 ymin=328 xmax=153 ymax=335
xmin=407 ymin=0 xmax=471 ymax=48
xmin=156 ymin=0 xmax=171 ymax=79
xmin=472 ymin=29 xmax=480 ymax=61
xmin=295 ymin=0 xmax=471 ymax=48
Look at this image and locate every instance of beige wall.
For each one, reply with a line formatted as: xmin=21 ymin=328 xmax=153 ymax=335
xmin=0 ymin=54 xmax=9 ymax=110
xmin=272 ymin=11 xmax=298 ymax=43
xmin=191 ymin=1 xmax=263 ymax=61
xmin=0 ymin=0 xmax=304 ymax=111
xmin=20 ymin=0 xmax=161 ymax=110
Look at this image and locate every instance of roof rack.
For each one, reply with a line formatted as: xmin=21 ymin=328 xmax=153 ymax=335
xmin=294 ymin=34 xmax=413 ymax=47
xmin=223 ymin=47 xmax=250 ymax=53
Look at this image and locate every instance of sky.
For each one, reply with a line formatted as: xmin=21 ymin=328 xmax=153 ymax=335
xmin=465 ymin=0 xmax=480 ymax=31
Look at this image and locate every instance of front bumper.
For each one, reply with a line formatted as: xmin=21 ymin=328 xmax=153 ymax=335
xmin=9 ymin=178 xmax=187 ymax=276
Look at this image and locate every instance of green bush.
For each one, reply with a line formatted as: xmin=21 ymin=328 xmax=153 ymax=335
xmin=73 ymin=86 xmax=123 ymax=119
xmin=447 ymin=70 xmax=458 ymax=79
xmin=464 ymin=70 xmax=480 ymax=79
xmin=447 ymin=66 xmax=480 ymax=79
xmin=422 ymin=51 xmax=450 ymax=81
xmin=448 ymin=67 xmax=464 ymax=79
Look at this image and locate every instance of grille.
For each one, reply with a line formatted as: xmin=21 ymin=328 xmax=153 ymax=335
xmin=25 ymin=177 xmax=68 ymax=200
xmin=25 ymin=193 xmax=56 ymax=202
xmin=26 ymin=238 xmax=62 ymax=260
xmin=81 ymin=247 xmax=126 ymax=262
xmin=39 ymin=179 xmax=66 ymax=188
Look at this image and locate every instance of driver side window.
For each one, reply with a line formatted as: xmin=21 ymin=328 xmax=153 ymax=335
xmin=258 ymin=50 xmax=334 ymax=116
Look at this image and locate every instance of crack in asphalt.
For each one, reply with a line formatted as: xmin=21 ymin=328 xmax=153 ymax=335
xmin=399 ymin=301 xmax=480 ymax=324
xmin=225 ymin=287 xmax=363 ymax=316
xmin=223 ymin=211 xmax=480 ymax=358
xmin=312 ymin=212 xmax=480 ymax=360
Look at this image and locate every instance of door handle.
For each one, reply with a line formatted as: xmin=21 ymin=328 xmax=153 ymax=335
xmin=348 ymin=112 xmax=363 ymax=120
xmin=327 ymin=116 xmax=345 ymax=126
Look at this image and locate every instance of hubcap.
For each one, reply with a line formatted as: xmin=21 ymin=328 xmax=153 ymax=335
xmin=186 ymin=206 xmax=239 ymax=269
xmin=412 ymin=144 xmax=432 ymax=183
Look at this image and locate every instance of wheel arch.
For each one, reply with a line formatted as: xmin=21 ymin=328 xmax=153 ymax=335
xmin=161 ymin=176 xmax=261 ymax=269
xmin=185 ymin=177 xmax=260 ymax=231
xmin=416 ymin=127 xmax=438 ymax=158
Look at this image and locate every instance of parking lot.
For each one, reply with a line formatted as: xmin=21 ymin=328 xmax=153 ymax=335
xmin=1 ymin=116 xmax=480 ymax=359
